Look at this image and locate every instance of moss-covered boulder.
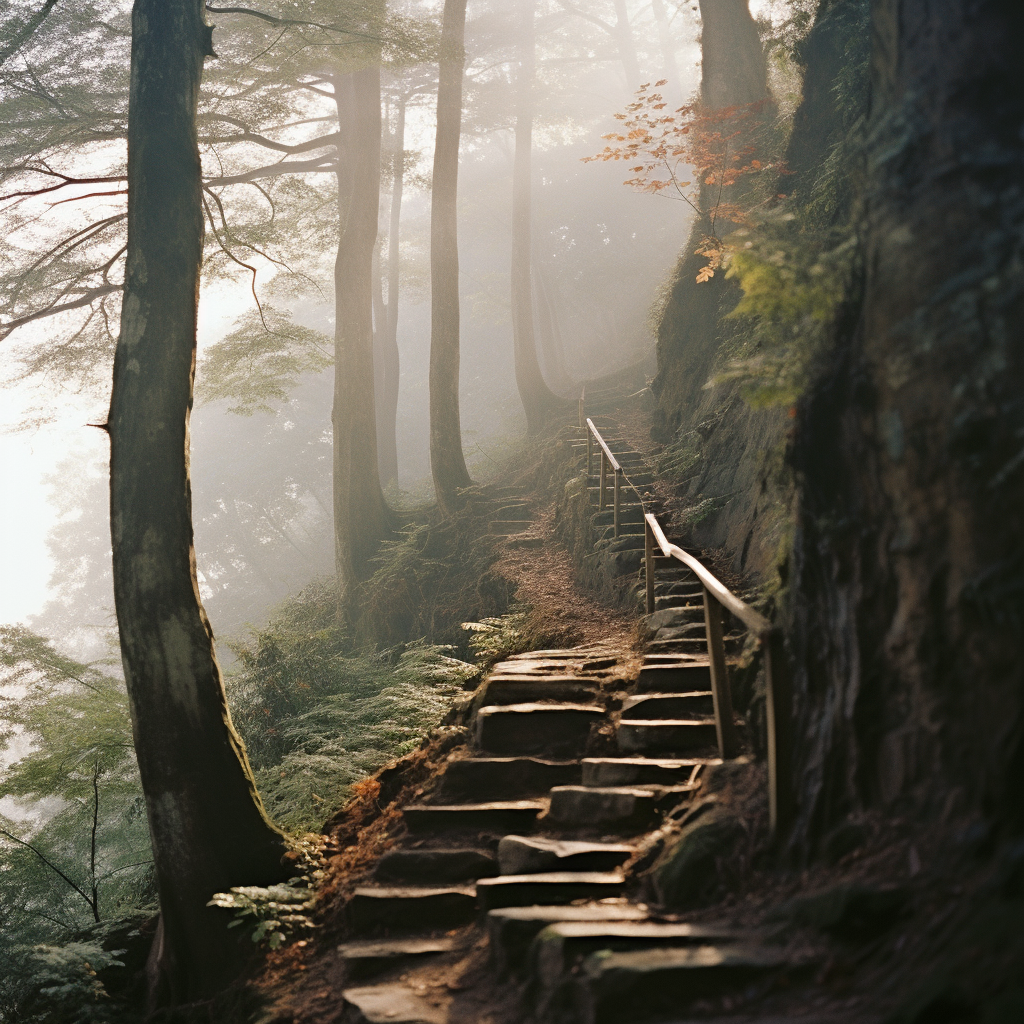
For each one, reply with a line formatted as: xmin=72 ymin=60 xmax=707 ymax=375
xmin=651 ymin=809 xmax=746 ymax=907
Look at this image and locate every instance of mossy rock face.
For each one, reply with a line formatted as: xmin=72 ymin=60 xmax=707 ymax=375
xmin=652 ymin=810 xmax=746 ymax=907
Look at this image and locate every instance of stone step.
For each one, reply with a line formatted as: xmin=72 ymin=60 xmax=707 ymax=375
xmin=582 ymin=757 xmax=711 ymax=787
xmin=635 ymin=662 xmax=713 ymax=693
xmin=547 ymin=785 xmax=661 ymax=830
xmin=497 ymin=835 xmax=635 ymax=875
xmin=531 ymin=920 xmax=745 ymax=994
xmin=479 ymin=676 xmax=599 ymax=706
xmin=653 ymin=595 xmax=704 ymax=613
xmin=438 ymin=757 xmax=581 ymax=801
xmin=338 ymin=937 xmax=454 ymax=980
xmin=489 ymin=520 xmax=534 ymax=535
xmin=475 ymin=703 xmax=604 ymax=758
xmin=342 ymin=983 xmax=446 ymax=1023
xmin=616 ymin=720 xmax=719 ymax=755
xmin=373 ymin=848 xmax=497 ymax=884
xmin=490 ymin=660 xmax=585 ymax=674
xmin=487 ymin=902 xmax=649 ymax=975
xmin=621 ymin=692 xmax=715 ymax=719
xmin=581 ymin=656 xmax=619 ymax=672
xmin=476 ymin=872 xmax=625 ymax=913
xmin=569 ymin=945 xmax=794 ymax=1024
xmin=506 ymin=535 xmax=545 ymax=549
xmin=646 ymin=637 xmax=709 ymax=656
xmin=506 ymin=646 xmax=618 ymax=661
xmin=347 ymin=886 xmax=476 ymax=934
xmin=403 ymin=801 xmax=544 ymax=837
xmin=645 ymin=609 xmax=705 ymax=633
xmin=597 ymin=524 xmax=645 ymax=542
xmin=653 ymin=581 xmax=703 ymax=597
xmin=591 ymin=509 xmax=645 ymax=527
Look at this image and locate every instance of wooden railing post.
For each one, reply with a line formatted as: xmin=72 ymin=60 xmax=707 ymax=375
xmin=613 ymin=468 xmax=621 ymax=537
xmin=599 ymin=453 xmax=607 ymax=510
xmin=703 ymin=587 xmax=739 ymax=759
xmin=764 ymin=628 xmax=794 ymax=840
xmin=586 ymin=430 xmax=593 ymax=478
xmin=644 ymin=521 xmax=655 ymax=614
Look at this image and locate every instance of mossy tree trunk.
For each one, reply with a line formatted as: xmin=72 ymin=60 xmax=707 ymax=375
xmin=429 ymin=0 xmax=473 ymax=511
xmin=788 ymin=0 xmax=1024 ymax=847
xmin=333 ymin=65 xmax=392 ymax=617
xmin=107 ymin=0 xmax=287 ymax=1005
xmin=512 ymin=0 xmax=564 ymax=435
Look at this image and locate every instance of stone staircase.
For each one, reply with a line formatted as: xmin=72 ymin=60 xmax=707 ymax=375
xmin=338 ymin=637 xmax=794 ymax=1023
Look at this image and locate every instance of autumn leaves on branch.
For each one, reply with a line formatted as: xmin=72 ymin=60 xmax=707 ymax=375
xmin=584 ymin=81 xmax=783 ymax=284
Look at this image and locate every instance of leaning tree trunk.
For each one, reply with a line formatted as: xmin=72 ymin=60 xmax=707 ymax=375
xmin=429 ymin=0 xmax=472 ymax=512
xmin=107 ymin=0 xmax=287 ymax=1005
xmin=512 ymin=0 xmax=564 ymax=435
xmin=533 ymin=263 xmax=573 ymax=395
xmin=787 ymin=0 xmax=1024 ymax=849
xmin=333 ymin=66 xmax=391 ymax=618
xmin=375 ymin=92 xmax=406 ymax=487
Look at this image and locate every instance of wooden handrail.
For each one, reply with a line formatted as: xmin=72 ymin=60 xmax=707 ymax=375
xmin=644 ymin=514 xmax=770 ymax=636
xmin=579 ymin=413 xmax=794 ymax=841
xmin=585 ymin=418 xmax=622 ymax=473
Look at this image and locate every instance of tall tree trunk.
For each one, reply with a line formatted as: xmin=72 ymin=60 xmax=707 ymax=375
xmin=612 ymin=0 xmax=641 ymax=88
xmin=651 ymin=0 xmax=682 ymax=106
xmin=108 ymin=0 xmax=286 ymax=1005
xmin=533 ymin=263 xmax=572 ymax=394
xmin=788 ymin=0 xmax=1024 ymax=847
xmin=697 ymin=0 xmax=768 ymax=108
xmin=375 ymin=93 xmax=405 ymax=487
xmin=429 ymin=0 xmax=472 ymax=511
xmin=512 ymin=0 xmax=564 ymax=435
xmin=652 ymin=0 xmax=769 ymax=438
xmin=333 ymin=66 xmax=390 ymax=616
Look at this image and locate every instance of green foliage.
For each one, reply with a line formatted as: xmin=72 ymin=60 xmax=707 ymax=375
xmin=717 ymin=216 xmax=858 ymax=407
xmin=0 ymin=940 xmax=127 ymax=1024
xmin=209 ymin=834 xmax=325 ymax=950
xmin=461 ymin=610 xmax=532 ymax=666
xmin=225 ymin=579 xmax=478 ymax=831
xmin=196 ymin=306 xmax=332 ymax=416
xmin=0 ymin=627 xmax=152 ymax=935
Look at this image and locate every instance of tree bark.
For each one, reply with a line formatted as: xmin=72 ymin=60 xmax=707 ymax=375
xmin=333 ymin=66 xmax=391 ymax=616
xmin=512 ymin=0 xmax=564 ymax=435
xmin=429 ymin=0 xmax=472 ymax=511
xmin=375 ymin=93 xmax=405 ymax=487
xmin=107 ymin=0 xmax=287 ymax=1005
xmin=788 ymin=0 xmax=1024 ymax=846
xmin=697 ymin=0 xmax=768 ymax=108
xmin=653 ymin=0 xmax=769 ymax=438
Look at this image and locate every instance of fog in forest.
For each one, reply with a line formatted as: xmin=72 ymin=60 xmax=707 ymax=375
xmin=1 ymin=0 xmax=722 ymax=653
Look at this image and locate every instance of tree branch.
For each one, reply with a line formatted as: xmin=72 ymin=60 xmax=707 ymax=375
xmin=0 ymin=0 xmax=60 ymax=68
xmin=205 ymin=4 xmax=381 ymax=42
xmin=0 ymin=826 xmax=97 ymax=919
xmin=0 ymin=284 xmax=120 ymax=342
xmin=204 ymin=155 xmax=336 ymax=186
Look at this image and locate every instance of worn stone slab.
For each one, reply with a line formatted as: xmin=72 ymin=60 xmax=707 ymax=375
xmin=438 ymin=756 xmax=580 ymax=801
xmin=498 ymin=835 xmax=634 ymax=875
xmin=402 ymin=801 xmax=543 ymax=836
xmin=572 ymin=945 xmax=794 ymax=1024
xmin=643 ymin=609 xmax=707 ymax=633
xmin=480 ymin=677 xmax=599 ymax=706
xmin=647 ymin=637 xmax=708 ymax=654
xmin=475 ymin=703 xmax=604 ymax=758
xmin=342 ymin=984 xmax=446 ymax=1023
xmin=347 ymin=886 xmax=476 ymax=934
xmin=373 ymin=848 xmax=496 ymax=884
xmin=616 ymin=720 xmax=718 ymax=755
xmin=582 ymin=758 xmax=712 ymax=787
xmin=338 ymin=937 xmax=453 ymax=980
xmin=486 ymin=902 xmax=651 ymax=973
xmin=476 ymin=872 xmax=625 ymax=912
xmin=532 ymin=921 xmax=744 ymax=991
xmin=621 ymin=693 xmax=714 ymax=719
xmin=548 ymin=785 xmax=658 ymax=829
xmin=635 ymin=663 xmax=712 ymax=693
